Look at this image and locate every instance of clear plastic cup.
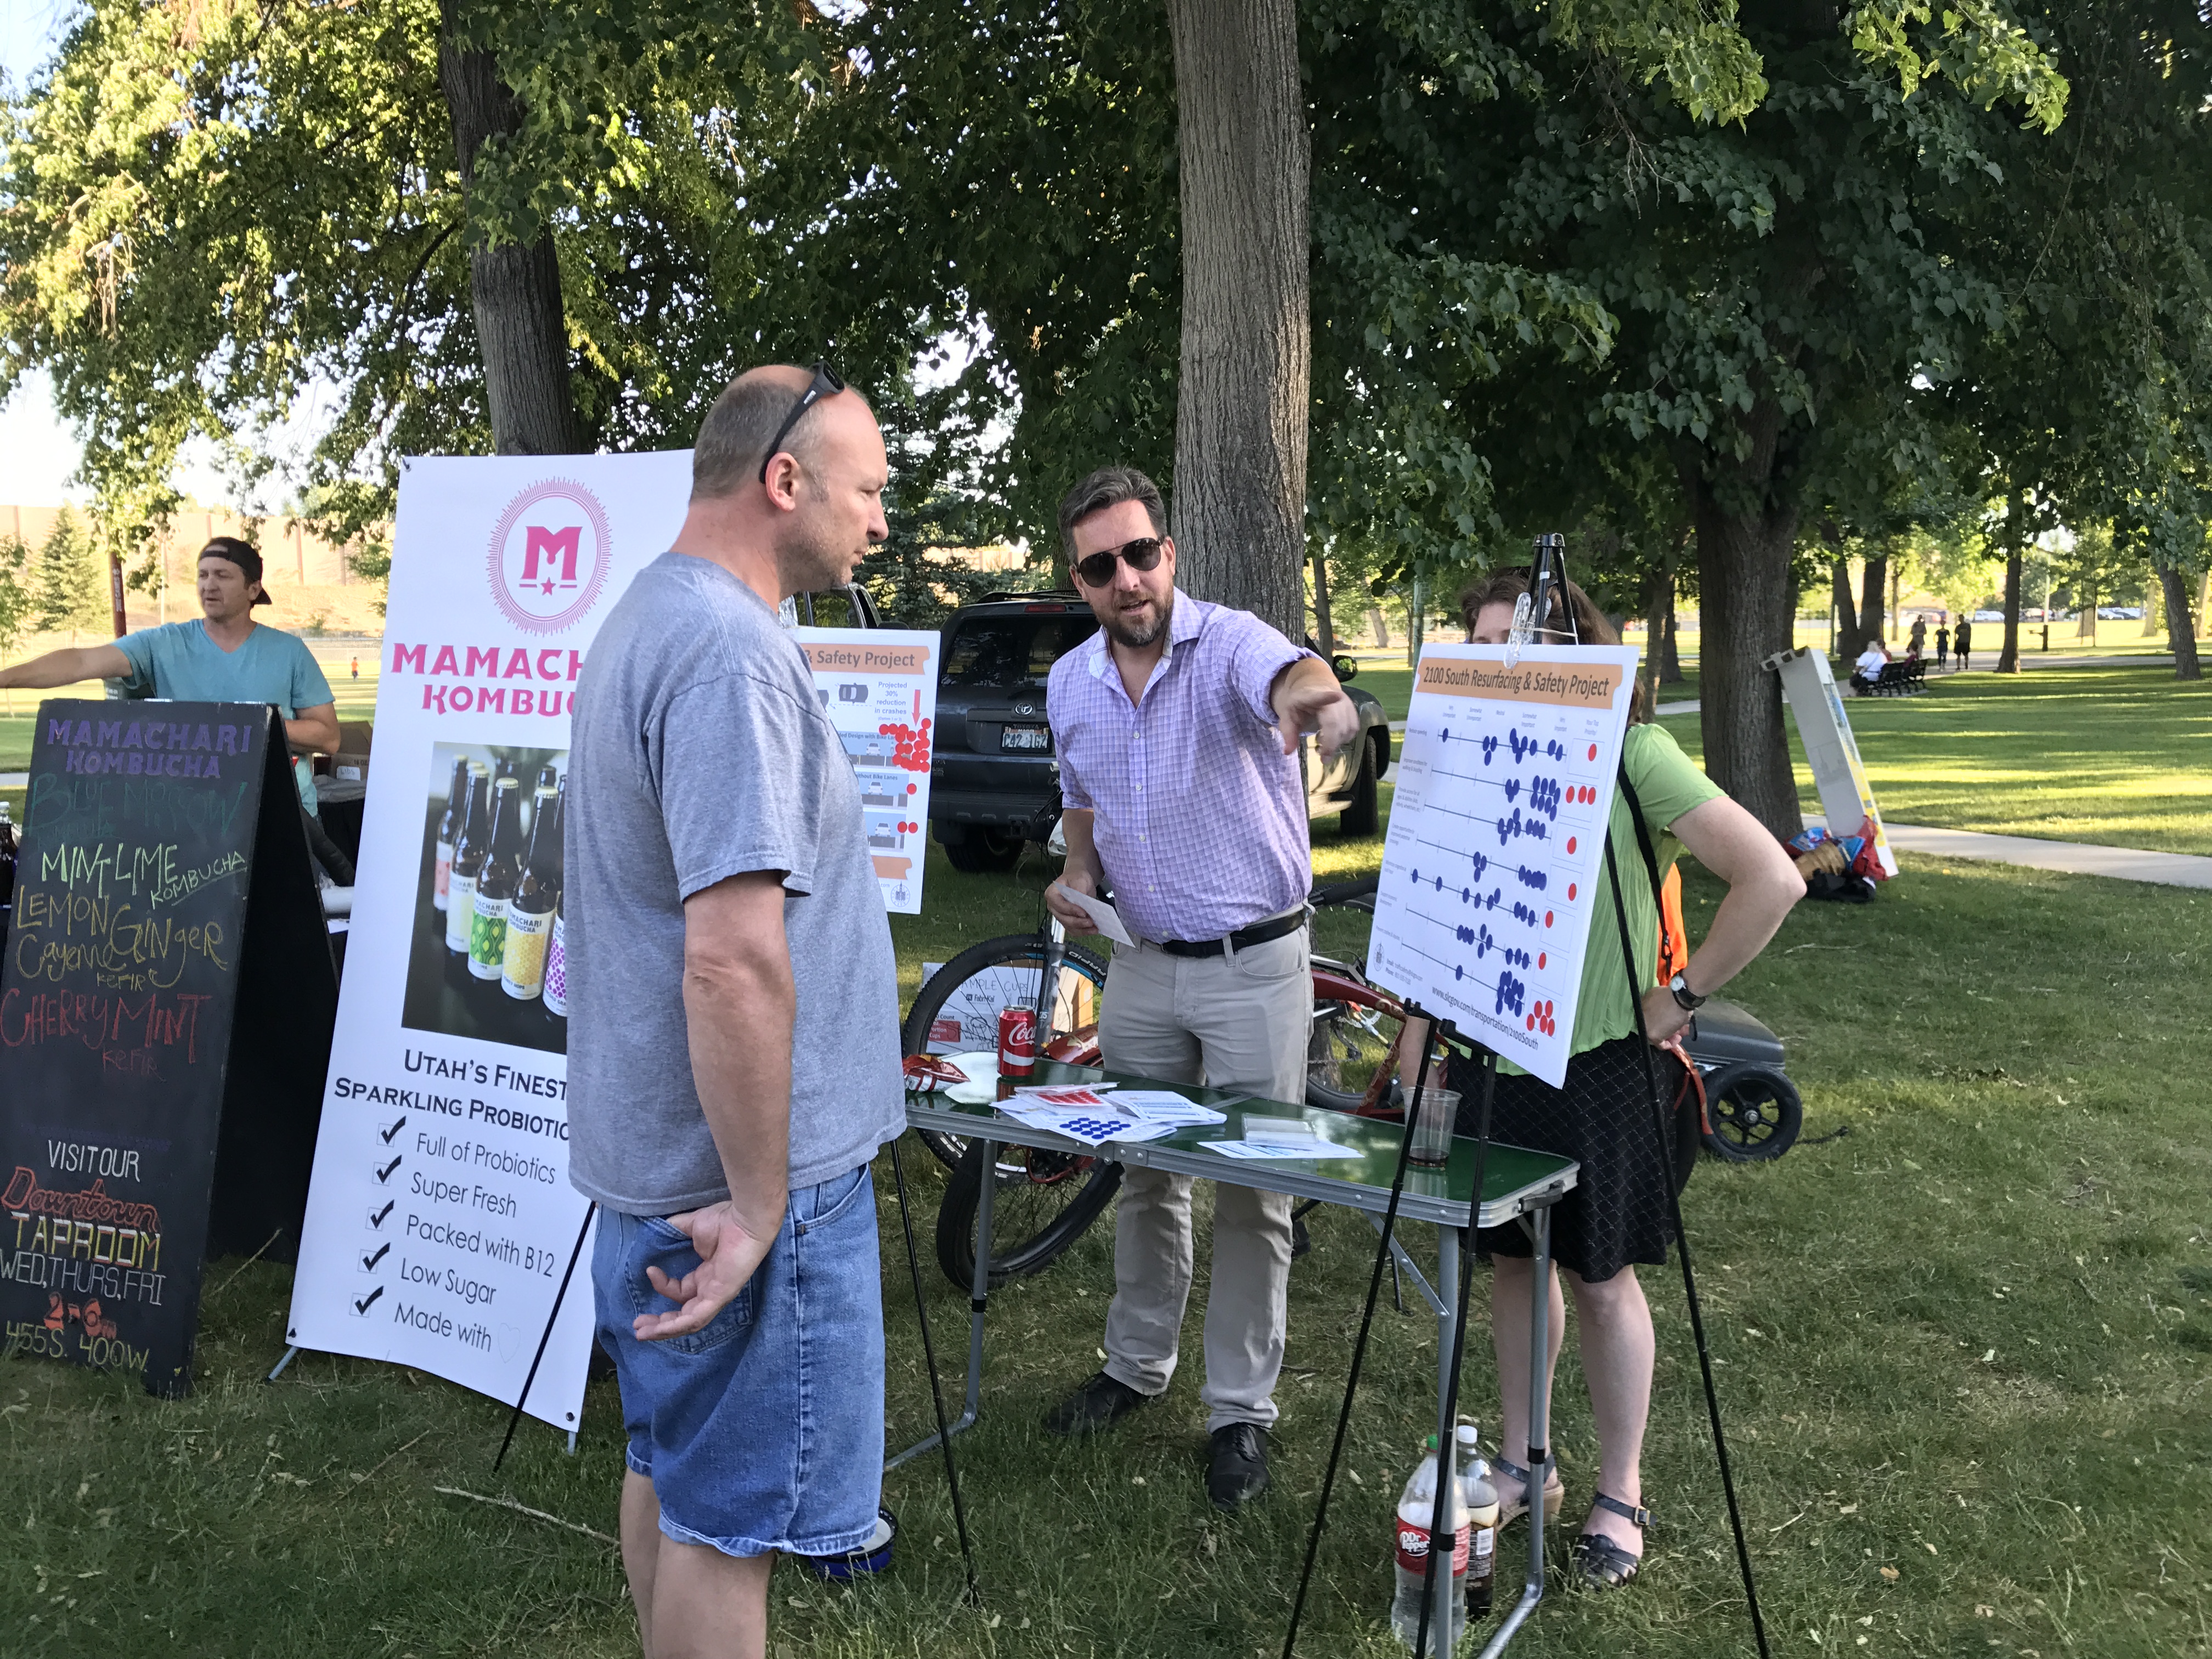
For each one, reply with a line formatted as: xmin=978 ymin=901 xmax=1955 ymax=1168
xmin=1407 ymin=1087 xmax=1461 ymax=1167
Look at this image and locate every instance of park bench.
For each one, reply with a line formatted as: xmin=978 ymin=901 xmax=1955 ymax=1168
xmin=1850 ymin=658 xmax=1927 ymax=696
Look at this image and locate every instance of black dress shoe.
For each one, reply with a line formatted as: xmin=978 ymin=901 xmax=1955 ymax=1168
xmin=1043 ymin=1370 xmax=1154 ymax=1437
xmin=1207 ymin=1421 xmax=1271 ymax=1509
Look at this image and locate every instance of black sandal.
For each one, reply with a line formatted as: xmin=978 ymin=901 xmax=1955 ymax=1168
xmin=1570 ymin=1492 xmax=1649 ymax=1590
xmin=1490 ymin=1453 xmax=1564 ymax=1528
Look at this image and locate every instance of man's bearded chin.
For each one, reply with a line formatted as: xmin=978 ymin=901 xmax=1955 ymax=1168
xmin=780 ymin=515 xmax=856 ymax=594
xmin=1103 ymin=590 xmax=1172 ymax=650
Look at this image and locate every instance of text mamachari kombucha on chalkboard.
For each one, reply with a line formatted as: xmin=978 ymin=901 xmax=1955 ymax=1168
xmin=1 ymin=709 xmax=269 ymax=1381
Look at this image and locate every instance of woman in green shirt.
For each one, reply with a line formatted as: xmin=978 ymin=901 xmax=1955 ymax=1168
xmin=1404 ymin=570 xmax=1803 ymax=1592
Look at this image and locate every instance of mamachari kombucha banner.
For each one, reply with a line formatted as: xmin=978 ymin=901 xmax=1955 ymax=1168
xmin=285 ymin=454 xmax=688 ymax=1429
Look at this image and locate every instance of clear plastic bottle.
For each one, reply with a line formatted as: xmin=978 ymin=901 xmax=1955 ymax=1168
xmin=1455 ymin=1423 xmax=1499 ymax=1621
xmin=1390 ymin=1435 xmax=1469 ymax=1651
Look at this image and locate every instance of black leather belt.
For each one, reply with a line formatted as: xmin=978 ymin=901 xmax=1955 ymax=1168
xmin=1155 ymin=910 xmax=1306 ymax=958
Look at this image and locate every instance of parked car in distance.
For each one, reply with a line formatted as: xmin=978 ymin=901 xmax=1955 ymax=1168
xmin=928 ymin=591 xmax=1395 ymax=872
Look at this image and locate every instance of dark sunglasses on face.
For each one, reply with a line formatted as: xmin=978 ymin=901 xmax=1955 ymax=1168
xmin=1072 ymin=536 xmax=1166 ymax=589
xmin=758 ymin=359 xmax=847 ymax=484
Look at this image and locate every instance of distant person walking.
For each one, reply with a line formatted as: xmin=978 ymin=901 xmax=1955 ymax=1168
xmin=1909 ymin=616 xmax=1927 ymax=657
xmin=349 ymin=656 xmax=360 ymax=680
xmin=1934 ymin=622 xmax=1950 ymax=668
xmin=1954 ymin=619 xmax=1973 ymax=672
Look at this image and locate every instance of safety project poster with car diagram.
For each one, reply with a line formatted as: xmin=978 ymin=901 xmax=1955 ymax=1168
xmin=793 ymin=627 xmax=939 ymax=914
xmin=1365 ymin=643 xmax=1641 ymax=1089
xmin=285 ymin=452 xmax=690 ymax=1431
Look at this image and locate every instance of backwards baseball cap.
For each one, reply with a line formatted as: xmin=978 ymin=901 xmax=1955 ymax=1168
xmin=199 ymin=535 xmax=272 ymax=605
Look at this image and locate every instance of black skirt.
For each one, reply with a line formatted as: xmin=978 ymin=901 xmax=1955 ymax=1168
xmin=1442 ymin=1034 xmax=1685 ymax=1284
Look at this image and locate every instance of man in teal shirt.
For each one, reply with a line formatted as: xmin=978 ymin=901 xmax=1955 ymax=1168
xmin=0 ymin=536 xmax=340 ymax=811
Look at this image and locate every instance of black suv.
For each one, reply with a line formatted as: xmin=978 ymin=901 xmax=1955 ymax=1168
xmin=929 ymin=591 xmax=1393 ymax=872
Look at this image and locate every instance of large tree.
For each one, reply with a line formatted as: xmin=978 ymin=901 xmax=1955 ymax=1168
xmin=0 ymin=0 xmax=943 ymax=563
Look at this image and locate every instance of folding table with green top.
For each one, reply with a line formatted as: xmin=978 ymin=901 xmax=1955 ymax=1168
xmin=894 ymin=1058 xmax=1578 ymax=1659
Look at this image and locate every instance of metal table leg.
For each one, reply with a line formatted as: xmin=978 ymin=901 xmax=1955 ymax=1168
xmin=1477 ymin=1201 xmax=1554 ymax=1658
xmin=887 ymin=1137 xmax=997 ymax=1470
xmin=1432 ymin=1223 xmax=1462 ymax=1659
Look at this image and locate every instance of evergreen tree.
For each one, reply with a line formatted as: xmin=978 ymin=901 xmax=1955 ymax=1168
xmin=31 ymin=507 xmax=104 ymax=643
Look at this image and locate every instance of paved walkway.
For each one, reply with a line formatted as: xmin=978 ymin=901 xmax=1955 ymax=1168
xmin=1847 ymin=822 xmax=2212 ymax=889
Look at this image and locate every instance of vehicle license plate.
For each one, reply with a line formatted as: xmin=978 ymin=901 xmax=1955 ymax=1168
xmin=1001 ymin=725 xmax=1049 ymax=751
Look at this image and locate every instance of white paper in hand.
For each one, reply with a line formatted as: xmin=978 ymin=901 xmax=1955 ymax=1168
xmin=1051 ymin=883 xmax=1136 ymax=947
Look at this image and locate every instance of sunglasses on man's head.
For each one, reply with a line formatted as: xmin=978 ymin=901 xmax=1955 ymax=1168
xmin=758 ymin=359 xmax=847 ymax=484
xmin=1071 ymin=536 xmax=1165 ymax=589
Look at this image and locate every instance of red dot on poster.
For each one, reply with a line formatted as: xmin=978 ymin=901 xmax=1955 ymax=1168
xmin=1567 ymin=883 xmax=1577 ymax=900
xmin=1537 ymin=953 xmax=1547 ymax=969
xmin=1526 ymin=1014 xmax=1536 ymax=1031
xmin=1544 ymin=911 xmax=1554 ymax=927
xmin=1566 ymin=836 xmax=1577 ymax=854
xmin=906 ymin=783 xmax=918 ymax=794
xmin=1587 ymin=743 xmax=1598 ymax=760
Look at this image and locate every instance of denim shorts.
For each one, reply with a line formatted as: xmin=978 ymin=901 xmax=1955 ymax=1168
xmin=591 ymin=1163 xmax=884 ymax=1558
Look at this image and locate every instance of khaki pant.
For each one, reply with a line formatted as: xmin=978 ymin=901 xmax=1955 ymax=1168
xmin=1098 ymin=926 xmax=1310 ymax=1431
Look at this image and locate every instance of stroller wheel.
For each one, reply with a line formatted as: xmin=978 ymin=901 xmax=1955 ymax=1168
xmin=1699 ymin=1062 xmax=1803 ymax=1163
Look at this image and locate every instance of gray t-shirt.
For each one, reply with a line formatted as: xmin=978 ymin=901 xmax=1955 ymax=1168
xmin=565 ymin=551 xmax=904 ymax=1214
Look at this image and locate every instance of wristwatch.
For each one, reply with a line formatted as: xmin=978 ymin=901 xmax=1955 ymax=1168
xmin=1668 ymin=972 xmax=1706 ymax=1012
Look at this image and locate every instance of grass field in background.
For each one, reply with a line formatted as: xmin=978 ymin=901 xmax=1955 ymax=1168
xmin=1664 ymin=665 xmax=2212 ymax=856
xmin=5 ymin=820 xmax=2208 ymax=1658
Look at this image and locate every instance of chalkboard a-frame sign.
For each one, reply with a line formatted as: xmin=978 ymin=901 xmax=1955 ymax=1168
xmin=0 ymin=699 xmax=340 ymax=1397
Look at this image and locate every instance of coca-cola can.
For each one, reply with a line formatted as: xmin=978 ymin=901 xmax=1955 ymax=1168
xmin=997 ymin=1005 xmax=1037 ymax=1078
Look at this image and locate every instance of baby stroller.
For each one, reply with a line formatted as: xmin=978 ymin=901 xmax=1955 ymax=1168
xmin=1306 ymin=876 xmax=1803 ymax=1189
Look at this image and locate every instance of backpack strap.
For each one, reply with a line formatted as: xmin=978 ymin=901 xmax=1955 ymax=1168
xmin=1615 ymin=761 xmax=1675 ymax=981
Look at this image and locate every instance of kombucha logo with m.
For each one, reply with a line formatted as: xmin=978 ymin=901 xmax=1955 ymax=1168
xmin=487 ymin=479 xmax=614 ymax=634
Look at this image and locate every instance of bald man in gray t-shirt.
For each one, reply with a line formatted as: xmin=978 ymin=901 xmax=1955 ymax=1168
xmin=566 ymin=364 xmax=900 ymax=1658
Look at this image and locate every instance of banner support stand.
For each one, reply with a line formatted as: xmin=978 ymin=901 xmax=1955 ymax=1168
xmin=495 ymin=1200 xmax=598 ymax=1474
xmin=266 ymin=1346 xmax=301 ymax=1384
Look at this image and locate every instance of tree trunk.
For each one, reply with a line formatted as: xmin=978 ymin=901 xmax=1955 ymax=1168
xmin=1830 ymin=557 xmax=1858 ymax=658
xmin=1309 ymin=549 xmax=1335 ymax=657
xmin=1640 ymin=563 xmax=1669 ymax=713
xmin=1366 ymin=605 xmax=1389 ymax=648
xmin=1165 ymin=0 xmax=1310 ymax=641
xmin=1681 ymin=461 xmax=1802 ymax=838
xmin=1658 ymin=593 xmax=1681 ymax=682
xmin=1996 ymin=490 xmax=2025 ymax=672
xmin=2157 ymin=563 xmax=2204 ymax=680
xmin=1857 ymin=554 xmax=1887 ymax=648
xmin=438 ymin=4 xmax=584 ymax=457
xmin=2077 ymin=578 xmax=2096 ymax=640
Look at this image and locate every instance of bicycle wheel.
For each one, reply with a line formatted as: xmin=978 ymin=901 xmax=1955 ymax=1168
xmin=901 ymin=932 xmax=1113 ymax=1170
xmin=1306 ymin=878 xmax=1403 ymax=1114
xmin=935 ymin=1137 xmax=1125 ymax=1291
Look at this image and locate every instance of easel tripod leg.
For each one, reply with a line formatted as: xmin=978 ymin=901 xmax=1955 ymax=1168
xmin=1479 ymin=1202 xmax=1553 ymax=1659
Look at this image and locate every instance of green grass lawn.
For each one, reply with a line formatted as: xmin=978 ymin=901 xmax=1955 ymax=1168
xmin=7 ymin=809 xmax=2211 ymax=1657
xmin=1664 ymin=665 xmax=2212 ymax=855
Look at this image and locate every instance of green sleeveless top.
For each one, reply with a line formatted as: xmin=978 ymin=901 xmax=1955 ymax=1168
xmin=1498 ymin=720 xmax=1723 ymax=1075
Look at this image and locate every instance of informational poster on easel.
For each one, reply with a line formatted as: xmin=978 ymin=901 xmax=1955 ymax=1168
xmin=283 ymin=452 xmax=690 ymax=1432
xmin=792 ymin=628 xmax=939 ymax=914
xmin=1365 ymin=644 xmax=1641 ymax=1088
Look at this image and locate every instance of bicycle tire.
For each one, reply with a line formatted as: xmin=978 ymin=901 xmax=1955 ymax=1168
xmin=901 ymin=931 xmax=1113 ymax=1170
xmin=935 ymin=1138 xmax=1125 ymax=1291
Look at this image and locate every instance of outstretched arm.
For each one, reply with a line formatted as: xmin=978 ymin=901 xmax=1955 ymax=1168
xmin=1269 ymin=656 xmax=1359 ymax=760
xmin=0 ymin=642 xmax=132 ymax=690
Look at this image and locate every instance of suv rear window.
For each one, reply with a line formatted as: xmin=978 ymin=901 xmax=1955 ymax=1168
xmin=942 ymin=613 xmax=1099 ymax=687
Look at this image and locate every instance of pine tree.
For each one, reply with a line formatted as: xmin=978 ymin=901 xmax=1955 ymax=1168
xmin=31 ymin=508 xmax=104 ymax=645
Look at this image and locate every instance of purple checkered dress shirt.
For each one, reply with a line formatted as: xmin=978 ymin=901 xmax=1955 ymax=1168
xmin=1047 ymin=590 xmax=1313 ymax=945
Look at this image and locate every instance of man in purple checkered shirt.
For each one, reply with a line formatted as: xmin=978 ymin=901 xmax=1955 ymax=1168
xmin=1040 ymin=465 xmax=1358 ymax=1509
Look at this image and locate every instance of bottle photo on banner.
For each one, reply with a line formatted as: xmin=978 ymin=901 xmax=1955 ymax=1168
xmin=408 ymin=742 xmax=568 ymax=1056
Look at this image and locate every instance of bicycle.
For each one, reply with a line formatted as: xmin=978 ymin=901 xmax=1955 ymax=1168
xmin=903 ymin=874 xmax=1412 ymax=1290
